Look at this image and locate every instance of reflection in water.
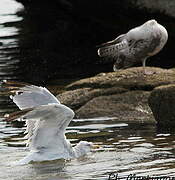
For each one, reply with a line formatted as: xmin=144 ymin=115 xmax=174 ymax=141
xmin=0 ymin=0 xmax=24 ymax=115
xmin=0 ymin=0 xmax=23 ymax=81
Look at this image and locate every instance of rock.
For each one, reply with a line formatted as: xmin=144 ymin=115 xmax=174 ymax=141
xmin=56 ymin=67 xmax=175 ymax=124
xmin=57 ymin=87 xmax=127 ymax=110
xmin=148 ymin=84 xmax=175 ymax=128
xmin=132 ymin=0 xmax=175 ymax=18
xmin=67 ymin=67 xmax=175 ymax=91
xmin=76 ymin=90 xmax=154 ymax=124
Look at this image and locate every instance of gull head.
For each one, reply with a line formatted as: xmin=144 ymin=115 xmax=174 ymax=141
xmin=144 ymin=19 xmax=158 ymax=27
xmin=74 ymin=141 xmax=95 ymax=157
xmin=77 ymin=141 xmax=93 ymax=151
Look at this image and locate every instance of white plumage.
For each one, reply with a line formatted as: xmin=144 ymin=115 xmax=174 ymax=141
xmin=3 ymin=81 xmax=93 ymax=164
xmin=97 ymin=19 xmax=168 ymax=71
xmin=10 ymin=85 xmax=60 ymax=110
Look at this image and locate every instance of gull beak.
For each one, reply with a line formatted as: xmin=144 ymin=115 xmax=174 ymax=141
xmin=91 ymin=144 xmax=101 ymax=149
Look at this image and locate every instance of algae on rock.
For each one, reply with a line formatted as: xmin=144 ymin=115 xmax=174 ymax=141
xmin=56 ymin=67 xmax=175 ymax=125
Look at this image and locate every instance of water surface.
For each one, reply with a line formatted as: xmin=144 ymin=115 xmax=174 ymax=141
xmin=0 ymin=117 xmax=175 ymax=180
xmin=0 ymin=0 xmax=23 ymax=80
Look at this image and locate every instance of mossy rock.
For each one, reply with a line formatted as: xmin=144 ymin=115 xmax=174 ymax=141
xmin=57 ymin=87 xmax=127 ymax=110
xmin=54 ymin=67 xmax=175 ymax=124
xmin=148 ymin=84 xmax=175 ymax=128
xmin=76 ymin=90 xmax=155 ymax=124
xmin=66 ymin=67 xmax=175 ymax=91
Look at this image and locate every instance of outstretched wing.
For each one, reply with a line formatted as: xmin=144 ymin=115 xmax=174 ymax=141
xmin=3 ymin=81 xmax=75 ymax=151
xmin=21 ymin=104 xmax=74 ymax=150
xmin=2 ymin=81 xmax=60 ymax=110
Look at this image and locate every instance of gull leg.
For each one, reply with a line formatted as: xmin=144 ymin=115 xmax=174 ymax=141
xmin=142 ymin=58 xmax=155 ymax=75
xmin=142 ymin=58 xmax=147 ymax=74
xmin=113 ymin=63 xmax=118 ymax=72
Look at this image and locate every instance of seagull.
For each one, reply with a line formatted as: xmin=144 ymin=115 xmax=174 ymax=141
xmin=3 ymin=80 xmax=94 ymax=164
xmin=97 ymin=19 xmax=168 ymax=73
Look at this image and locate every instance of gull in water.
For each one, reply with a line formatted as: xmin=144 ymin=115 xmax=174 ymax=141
xmin=3 ymin=80 xmax=95 ymax=164
xmin=97 ymin=19 xmax=168 ymax=73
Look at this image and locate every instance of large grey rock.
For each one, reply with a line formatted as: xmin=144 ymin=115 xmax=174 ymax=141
xmin=58 ymin=87 xmax=127 ymax=110
xmin=55 ymin=67 xmax=175 ymax=124
xmin=148 ymin=84 xmax=175 ymax=128
xmin=76 ymin=90 xmax=154 ymax=124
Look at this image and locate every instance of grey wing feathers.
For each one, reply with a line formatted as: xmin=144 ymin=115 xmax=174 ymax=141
xmin=97 ymin=34 xmax=126 ymax=48
xmin=22 ymin=104 xmax=74 ymax=130
xmin=22 ymin=104 xmax=74 ymax=150
xmin=98 ymin=39 xmax=128 ymax=57
xmin=2 ymin=81 xmax=75 ymax=151
xmin=98 ymin=44 xmax=117 ymax=57
xmin=11 ymin=85 xmax=60 ymax=110
xmin=23 ymin=104 xmax=61 ymax=120
xmin=24 ymin=119 xmax=36 ymax=146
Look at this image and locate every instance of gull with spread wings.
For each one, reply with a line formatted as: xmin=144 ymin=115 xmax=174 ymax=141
xmin=3 ymin=81 xmax=95 ymax=164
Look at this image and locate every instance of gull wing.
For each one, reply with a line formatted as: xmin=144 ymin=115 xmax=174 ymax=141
xmin=97 ymin=34 xmax=127 ymax=57
xmin=97 ymin=39 xmax=128 ymax=57
xmin=22 ymin=103 xmax=74 ymax=151
xmin=97 ymin=34 xmax=126 ymax=48
xmin=3 ymin=81 xmax=60 ymax=110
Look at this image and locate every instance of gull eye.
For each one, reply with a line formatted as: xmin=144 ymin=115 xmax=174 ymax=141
xmin=16 ymin=91 xmax=23 ymax=95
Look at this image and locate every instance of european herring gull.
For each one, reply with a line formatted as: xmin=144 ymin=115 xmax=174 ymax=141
xmin=3 ymin=81 xmax=94 ymax=164
xmin=97 ymin=19 xmax=168 ymax=72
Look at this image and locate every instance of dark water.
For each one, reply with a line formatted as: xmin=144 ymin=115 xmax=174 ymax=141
xmin=0 ymin=0 xmax=23 ymax=117
xmin=0 ymin=1 xmax=175 ymax=180
xmin=0 ymin=0 xmax=23 ymax=81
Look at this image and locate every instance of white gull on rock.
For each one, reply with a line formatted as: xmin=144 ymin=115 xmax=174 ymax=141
xmin=3 ymin=81 xmax=94 ymax=164
xmin=97 ymin=19 xmax=168 ymax=72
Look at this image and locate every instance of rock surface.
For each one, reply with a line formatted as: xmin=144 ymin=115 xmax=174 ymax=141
xmin=149 ymin=84 xmax=175 ymax=128
xmin=56 ymin=67 xmax=175 ymax=124
xmin=133 ymin=0 xmax=175 ymax=18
